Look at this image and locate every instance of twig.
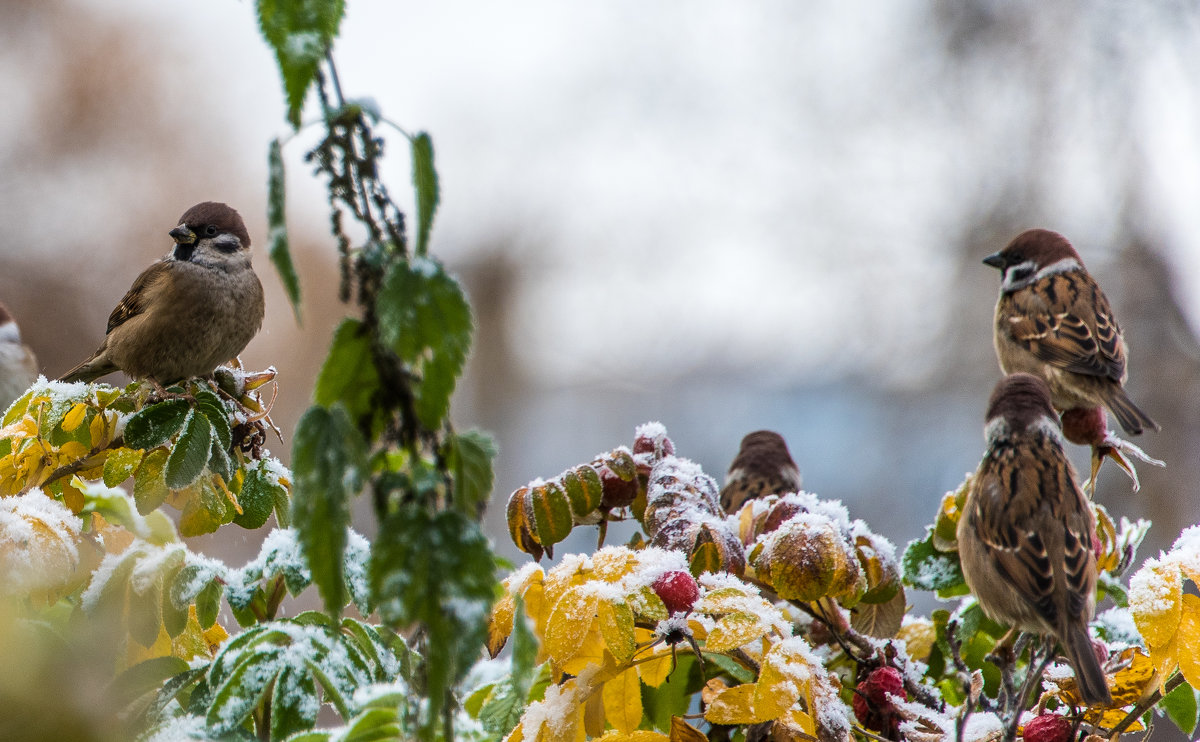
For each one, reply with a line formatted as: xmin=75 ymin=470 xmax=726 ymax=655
xmin=1108 ymin=671 xmax=1186 ymax=738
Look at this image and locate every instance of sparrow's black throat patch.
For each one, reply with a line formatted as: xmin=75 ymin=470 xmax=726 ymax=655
xmin=172 ymin=243 xmax=195 ymax=262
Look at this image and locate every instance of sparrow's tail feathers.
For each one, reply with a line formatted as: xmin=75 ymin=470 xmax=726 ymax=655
xmin=1065 ymin=624 xmax=1112 ymax=707
xmin=59 ymin=356 xmax=114 ymax=384
xmin=1106 ymin=388 xmax=1159 ymax=436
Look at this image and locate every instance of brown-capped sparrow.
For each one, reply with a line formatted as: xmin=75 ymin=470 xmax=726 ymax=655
xmin=719 ymin=430 xmax=803 ymax=514
xmin=60 ymin=202 xmax=264 ymax=385
xmin=984 ymin=229 xmax=1157 ymax=436
xmin=0 ymin=303 xmax=38 ymax=410
xmin=958 ymin=373 xmax=1112 ymax=706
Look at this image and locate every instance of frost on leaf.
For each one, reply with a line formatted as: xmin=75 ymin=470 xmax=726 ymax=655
xmin=0 ymin=489 xmax=82 ymax=602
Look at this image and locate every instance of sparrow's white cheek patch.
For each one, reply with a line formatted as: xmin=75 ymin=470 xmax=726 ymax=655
xmin=0 ymin=323 xmax=20 ymax=344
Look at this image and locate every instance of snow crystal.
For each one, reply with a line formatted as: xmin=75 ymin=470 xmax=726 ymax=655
xmin=1042 ymin=662 xmax=1075 ymax=682
xmin=129 ymin=542 xmax=187 ymax=594
xmin=655 ymin=614 xmax=691 ymax=640
xmin=139 ymin=714 xmax=210 ymax=742
xmin=1094 ymin=606 xmax=1143 ymax=648
xmin=776 ymin=491 xmax=851 ymax=530
xmin=520 ymin=664 xmax=599 ymax=738
xmin=1128 ymin=556 xmax=1178 ymax=616
xmin=248 ymin=455 xmax=292 ymax=487
xmin=1170 ymin=524 xmax=1200 ymax=578
xmin=503 ymin=561 xmax=545 ymax=593
xmin=634 ymin=421 xmax=668 ymax=440
xmin=849 ymin=519 xmax=896 ymax=561
xmin=0 ymin=490 xmax=81 ymax=596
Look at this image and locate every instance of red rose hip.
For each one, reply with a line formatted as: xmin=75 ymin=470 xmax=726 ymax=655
xmin=651 ymin=570 xmax=699 ymax=615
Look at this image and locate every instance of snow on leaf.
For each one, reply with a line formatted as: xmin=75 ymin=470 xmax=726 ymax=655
xmin=1129 ymin=556 xmax=1182 ymax=649
xmin=544 ymin=585 xmax=599 ymax=666
xmin=0 ymin=489 xmax=81 ymax=599
xmin=704 ymin=682 xmax=762 ymax=725
xmin=597 ymin=599 xmax=636 ymax=662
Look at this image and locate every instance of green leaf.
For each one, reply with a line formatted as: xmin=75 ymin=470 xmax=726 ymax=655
xmin=196 ymin=577 xmax=223 ymax=629
xmin=255 ymin=0 xmax=346 ymax=128
xmin=314 ymin=318 xmax=380 ymax=423
xmin=1162 ymin=680 xmax=1199 ymax=736
xmin=370 ymin=507 xmax=499 ymax=738
xmin=376 ymin=258 xmax=473 ymax=430
xmin=208 ymin=435 xmax=233 ymax=483
xmin=267 ymin=137 xmax=302 ymax=320
xmin=193 ymin=387 xmax=232 ymax=451
xmin=272 ymin=666 xmax=320 ymax=739
xmin=111 ymin=656 xmax=190 ymax=713
xmin=292 ymin=404 xmax=367 ymax=617
xmin=165 ymin=410 xmax=213 ymax=490
xmin=133 ymin=448 xmax=170 ymax=514
xmin=901 ymin=530 xmax=965 ymax=594
xmin=103 ymin=447 xmax=144 ymax=487
xmin=704 ymin=652 xmax=756 ymax=684
xmin=411 ymin=132 xmax=440 ymax=256
xmin=124 ymin=399 xmax=190 ymax=450
xmin=447 ymin=430 xmax=496 ymax=513
xmin=232 ymin=464 xmax=278 ymax=530
xmin=531 ymin=481 xmax=573 ymax=549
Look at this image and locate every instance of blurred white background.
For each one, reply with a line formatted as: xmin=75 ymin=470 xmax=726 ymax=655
xmin=2 ymin=2 xmax=1199 ymax=658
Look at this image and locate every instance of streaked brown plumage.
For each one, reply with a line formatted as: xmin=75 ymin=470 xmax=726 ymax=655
xmin=984 ymin=229 xmax=1157 ymax=435
xmin=61 ymin=202 xmax=264 ymax=385
xmin=958 ymin=373 xmax=1111 ymax=706
xmin=719 ymin=430 xmax=802 ymax=514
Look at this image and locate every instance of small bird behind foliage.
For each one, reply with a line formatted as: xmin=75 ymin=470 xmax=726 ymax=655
xmin=0 ymin=303 xmax=38 ymax=409
xmin=719 ymin=430 xmax=803 ymax=514
xmin=60 ymin=202 xmax=264 ymax=385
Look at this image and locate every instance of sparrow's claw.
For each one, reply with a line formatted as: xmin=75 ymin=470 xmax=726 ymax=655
xmin=1089 ymin=432 xmax=1165 ymax=493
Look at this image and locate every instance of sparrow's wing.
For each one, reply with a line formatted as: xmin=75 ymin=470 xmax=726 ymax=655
xmin=973 ymin=446 xmax=1097 ymax=628
xmin=1005 ymin=273 xmax=1126 ymax=382
xmin=105 ymin=262 xmax=169 ymax=334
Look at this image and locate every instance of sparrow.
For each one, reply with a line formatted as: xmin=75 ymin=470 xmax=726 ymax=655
xmin=719 ymin=430 xmax=803 ymax=514
xmin=984 ymin=229 xmax=1157 ymax=435
xmin=0 ymin=303 xmax=38 ymax=410
xmin=60 ymin=202 xmax=264 ymax=385
xmin=957 ymin=373 xmax=1112 ymax=706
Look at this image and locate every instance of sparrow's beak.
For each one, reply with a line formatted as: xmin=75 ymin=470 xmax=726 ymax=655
xmin=169 ymin=224 xmax=196 ymax=244
xmin=982 ymin=252 xmax=1005 ymax=269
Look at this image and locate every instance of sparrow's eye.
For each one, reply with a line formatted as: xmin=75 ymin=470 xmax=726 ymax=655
xmin=204 ymin=225 xmax=219 ymax=237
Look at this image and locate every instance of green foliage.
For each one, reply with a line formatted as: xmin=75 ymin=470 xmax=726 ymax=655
xmin=411 ymin=132 xmax=440 ymax=257
xmin=291 ymin=404 xmax=368 ymax=617
xmin=371 ymin=506 xmax=500 ymax=738
xmin=376 ymin=257 xmax=474 ymax=430
xmin=256 ymin=0 xmax=346 ymax=128
xmin=267 ymin=137 xmax=302 ymax=319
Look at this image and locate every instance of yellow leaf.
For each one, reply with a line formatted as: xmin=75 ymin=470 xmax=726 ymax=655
xmin=545 ymin=585 xmax=599 ymax=666
xmin=776 ymin=708 xmax=817 ymax=740
xmin=596 ymin=733 xmax=670 ymax=742
xmin=598 ymin=599 xmax=636 ymax=662
xmin=592 ymin=546 xmax=637 ymax=581
xmin=602 ymin=666 xmax=644 ymax=734
xmin=636 ymin=649 xmax=675 ymax=688
xmin=88 ymin=409 xmax=108 ymax=448
xmin=1130 ymin=558 xmax=1182 ymax=649
xmin=57 ymin=440 xmax=90 ymax=460
xmin=561 ymin=631 xmax=607 ymax=677
xmin=754 ymin=650 xmax=808 ymax=720
xmin=504 ymin=722 xmax=525 ymax=742
xmin=488 ymin=593 xmax=515 ymax=659
xmin=60 ymin=403 xmax=87 ymax=433
xmin=705 ymin=612 xmax=768 ymax=652
xmin=584 ymin=689 xmax=606 ymax=738
xmin=669 ymin=716 xmax=708 ymax=742
xmin=1177 ymin=594 xmax=1200 ymax=690
xmin=704 ymin=682 xmax=762 ymax=725
xmin=1097 ymin=647 xmax=1155 ymax=708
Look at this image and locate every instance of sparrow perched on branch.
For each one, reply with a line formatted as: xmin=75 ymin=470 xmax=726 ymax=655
xmin=0 ymin=303 xmax=38 ymax=409
xmin=60 ymin=202 xmax=264 ymax=385
xmin=984 ymin=229 xmax=1157 ymax=435
xmin=719 ymin=430 xmax=803 ymax=514
xmin=958 ymin=373 xmax=1112 ymax=706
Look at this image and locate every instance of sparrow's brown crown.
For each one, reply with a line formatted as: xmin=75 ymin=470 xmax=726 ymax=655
xmin=175 ymin=202 xmax=252 ymax=249
xmin=985 ymin=373 xmax=1058 ymax=431
xmin=731 ymin=430 xmax=795 ymax=470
